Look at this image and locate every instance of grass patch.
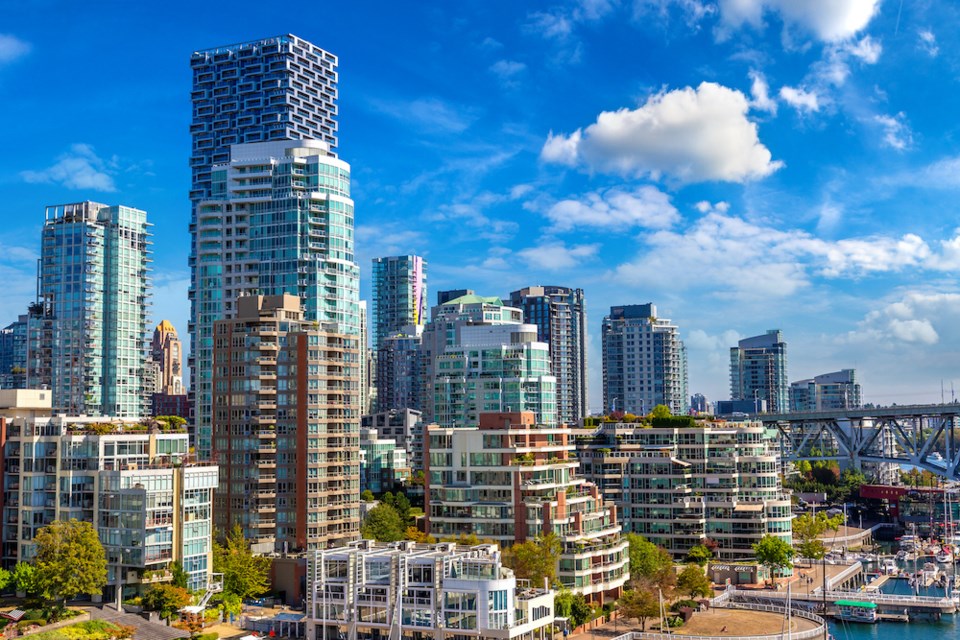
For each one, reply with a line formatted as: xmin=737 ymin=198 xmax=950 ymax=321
xmin=27 ymin=619 xmax=133 ymax=640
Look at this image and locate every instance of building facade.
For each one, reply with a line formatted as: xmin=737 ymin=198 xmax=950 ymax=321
xmin=212 ymin=295 xmax=360 ymax=554
xmin=372 ymin=255 xmax=427 ymax=352
xmin=29 ymin=202 xmax=150 ymax=417
xmin=151 ymin=320 xmax=184 ymax=396
xmin=190 ymin=138 xmax=359 ymax=457
xmin=306 ymin=540 xmax=555 ymax=640
xmin=508 ymin=286 xmax=587 ymax=426
xmin=575 ymin=420 xmax=792 ymax=561
xmin=0 ymin=394 xmax=216 ymax=596
xmin=360 ymin=427 xmax=410 ymax=494
xmin=601 ymin=304 xmax=688 ymax=416
xmin=189 ymin=34 xmax=354 ymax=460
xmin=426 ymin=412 xmax=629 ymax=601
xmin=375 ymin=325 xmax=423 ymax=413
xmin=0 ymin=316 xmax=27 ymax=390
xmin=789 ymin=369 xmax=862 ymax=412
xmin=361 ymin=408 xmax=423 ymax=472
xmin=730 ymin=330 xmax=788 ymax=414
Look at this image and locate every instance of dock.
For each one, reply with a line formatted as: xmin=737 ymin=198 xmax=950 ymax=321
xmin=876 ymin=612 xmax=910 ymax=622
xmin=721 ymin=587 xmax=956 ymax=620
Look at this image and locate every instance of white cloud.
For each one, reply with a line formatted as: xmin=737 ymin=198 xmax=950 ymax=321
xmin=918 ymin=30 xmax=939 ymax=57
xmin=887 ymin=156 xmax=960 ymax=190
xmin=429 ymin=201 xmax=519 ymax=242
xmin=527 ymin=10 xmax=575 ymax=41
xmin=779 ymin=86 xmax=820 ymax=113
xmin=575 ymin=0 xmax=618 ymax=21
xmin=717 ymin=0 xmax=881 ymax=43
xmin=844 ymin=292 xmax=960 ymax=346
xmin=490 ymin=60 xmax=526 ymax=79
xmin=845 ymin=35 xmax=881 ymax=63
xmin=540 ymin=82 xmax=782 ymax=183
xmin=748 ymin=70 xmax=777 ymax=114
xmin=874 ymin=112 xmax=912 ymax=151
xmin=544 ymin=186 xmax=681 ymax=231
xmin=518 ymin=241 xmax=601 ymax=270
xmin=367 ymin=97 xmax=478 ymax=134
xmin=694 ymin=200 xmax=730 ymax=214
xmin=632 ymin=0 xmax=717 ymax=28
xmin=0 ymin=34 xmax=30 ymax=63
xmin=21 ymin=143 xmax=117 ymax=191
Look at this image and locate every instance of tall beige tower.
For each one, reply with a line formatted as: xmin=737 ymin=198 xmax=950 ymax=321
xmin=151 ymin=320 xmax=184 ymax=395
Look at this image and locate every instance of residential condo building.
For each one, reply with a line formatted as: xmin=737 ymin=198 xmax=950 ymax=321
xmin=730 ymin=330 xmax=788 ymax=414
xmin=0 ymin=316 xmax=27 ymax=390
xmin=151 ymin=320 xmax=184 ymax=395
xmin=575 ymin=419 xmax=792 ymax=561
xmin=0 ymin=390 xmax=217 ymax=598
xmin=790 ymin=369 xmax=862 ymax=412
xmin=28 ymin=202 xmax=150 ymax=417
xmin=375 ymin=325 xmax=423 ymax=413
xmin=601 ymin=304 xmax=688 ymax=416
xmin=306 ymin=540 xmax=555 ymax=640
xmin=189 ymin=34 xmax=355 ymax=460
xmin=372 ymin=255 xmax=427 ymax=351
xmin=426 ymin=412 xmax=629 ymax=602
xmin=508 ymin=286 xmax=587 ymax=425
xmin=211 ymin=295 xmax=360 ymax=554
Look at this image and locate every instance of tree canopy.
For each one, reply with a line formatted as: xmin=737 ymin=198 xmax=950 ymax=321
xmin=213 ymin=524 xmax=271 ymax=601
xmin=792 ymin=512 xmax=843 ymax=561
xmin=12 ymin=562 xmax=40 ymax=597
xmin=361 ymin=503 xmax=407 ymax=542
xmin=618 ymin=585 xmax=661 ymax=631
xmin=504 ymin=534 xmax=561 ymax=587
xmin=685 ymin=544 xmax=712 ymax=566
xmin=753 ymin=535 xmax=794 ymax=584
xmin=142 ymin=584 xmax=192 ymax=621
xmin=34 ymin=519 xmax=107 ymax=605
xmin=626 ymin=534 xmax=675 ymax=592
xmin=676 ymin=564 xmax=713 ymax=598
xmin=555 ymin=589 xmax=594 ymax=627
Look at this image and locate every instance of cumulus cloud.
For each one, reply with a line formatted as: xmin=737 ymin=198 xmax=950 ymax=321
xmin=874 ymin=112 xmax=913 ymax=151
xmin=543 ymin=186 xmax=681 ymax=231
xmin=918 ymin=30 xmax=939 ymax=57
xmin=611 ymin=212 xmax=941 ymax=300
xmin=0 ymin=34 xmax=30 ymax=63
xmin=845 ymin=35 xmax=881 ymax=63
xmin=490 ymin=59 xmax=527 ymax=85
xmin=717 ymin=0 xmax=881 ymax=43
xmin=518 ymin=241 xmax=600 ymax=270
xmin=844 ymin=292 xmax=960 ymax=346
xmin=748 ymin=70 xmax=777 ymax=114
xmin=540 ymin=82 xmax=782 ymax=183
xmin=694 ymin=201 xmax=731 ymax=214
xmin=779 ymin=86 xmax=820 ymax=113
xmin=21 ymin=144 xmax=117 ymax=191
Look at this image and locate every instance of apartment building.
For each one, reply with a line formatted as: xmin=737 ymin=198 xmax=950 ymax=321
xmin=575 ymin=419 xmax=792 ymax=561
xmin=212 ymin=294 xmax=360 ymax=554
xmin=0 ymin=391 xmax=216 ymax=598
xmin=425 ymin=412 xmax=628 ymax=602
xmin=306 ymin=540 xmax=555 ymax=640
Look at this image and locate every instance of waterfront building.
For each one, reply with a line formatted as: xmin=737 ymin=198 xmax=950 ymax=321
xmin=359 ymin=427 xmax=410 ymax=494
xmin=211 ymin=294 xmax=360 ymax=554
xmin=189 ymin=35 xmax=355 ymax=460
xmin=306 ymin=540 xmax=555 ymax=640
xmin=789 ymin=369 xmax=862 ymax=412
xmin=28 ymin=202 xmax=150 ymax=417
xmin=730 ymin=330 xmax=788 ymax=414
xmin=0 ymin=390 xmax=216 ymax=597
xmin=372 ymin=255 xmax=427 ymax=352
xmin=601 ymin=304 xmax=688 ymax=416
xmin=575 ymin=418 xmax=792 ymax=561
xmin=508 ymin=286 xmax=587 ymax=425
xmin=426 ymin=412 xmax=629 ymax=601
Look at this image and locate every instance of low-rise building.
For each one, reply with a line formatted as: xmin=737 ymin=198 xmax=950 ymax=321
xmin=575 ymin=418 xmax=792 ymax=561
xmin=306 ymin=540 xmax=554 ymax=640
xmin=0 ymin=399 xmax=217 ymax=599
xmin=425 ymin=412 xmax=628 ymax=602
xmin=360 ymin=427 xmax=410 ymax=494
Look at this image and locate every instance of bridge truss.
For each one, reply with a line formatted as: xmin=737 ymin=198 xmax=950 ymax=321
xmin=756 ymin=404 xmax=960 ymax=478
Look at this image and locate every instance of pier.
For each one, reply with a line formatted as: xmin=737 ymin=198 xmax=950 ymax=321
xmin=722 ymin=587 xmax=956 ymax=620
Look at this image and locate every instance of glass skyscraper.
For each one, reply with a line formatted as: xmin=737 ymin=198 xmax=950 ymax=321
xmin=188 ymin=35 xmax=357 ymax=458
xmin=371 ymin=255 xmax=427 ymax=351
xmin=28 ymin=202 xmax=150 ymax=417
xmin=730 ymin=330 xmax=788 ymax=413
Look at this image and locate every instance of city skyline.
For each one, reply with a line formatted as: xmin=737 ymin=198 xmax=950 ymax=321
xmin=3 ymin=2 xmax=960 ymax=409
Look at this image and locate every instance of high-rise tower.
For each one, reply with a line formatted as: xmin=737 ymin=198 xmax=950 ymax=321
xmin=28 ymin=202 xmax=150 ymax=417
xmin=508 ymin=286 xmax=587 ymax=425
xmin=151 ymin=320 xmax=183 ymax=395
xmin=371 ymin=255 xmax=427 ymax=351
xmin=730 ymin=330 xmax=788 ymax=413
xmin=601 ymin=304 xmax=688 ymax=416
xmin=188 ymin=36 xmax=358 ymax=458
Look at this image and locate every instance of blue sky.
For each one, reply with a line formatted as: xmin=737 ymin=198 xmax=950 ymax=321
xmin=2 ymin=0 xmax=960 ymax=410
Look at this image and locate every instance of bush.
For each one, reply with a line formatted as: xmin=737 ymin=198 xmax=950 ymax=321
xmin=197 ymin=633 xmax=219 ymax=640
xmin=18 ymin=618 xmax=47 ymax=630
xmin=30 ymin=620 xmax=132 ymax=640
xmin=671 ymin=599 xmax=699 ymax=612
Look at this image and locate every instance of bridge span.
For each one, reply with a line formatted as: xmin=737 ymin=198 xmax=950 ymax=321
xmin=753 ymin=404 xmax=960 ymax=478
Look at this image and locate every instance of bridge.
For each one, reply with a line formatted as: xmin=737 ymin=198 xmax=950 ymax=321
xmin=754 ymin=404 xmax=960 ymax=478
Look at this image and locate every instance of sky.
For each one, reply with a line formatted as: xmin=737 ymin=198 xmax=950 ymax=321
xmin=2 ymin=0 xmax=960 ymax=412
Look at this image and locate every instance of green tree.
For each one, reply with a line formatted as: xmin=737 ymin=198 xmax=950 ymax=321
xmin=617 ymin=585 xmax=661 ymax=631
xmin=361 ymin=504 xmax=406 ymax=542
xmin=504 ymin=534 xmax=562 ymax=587
xmin=169 ymin=561 xmax=188 ymax=590
xmin=142 ymin=584 xmax=192 ymax=622
xmin=626 ymin=534 xmax=675 ymax=592
xmin=213 ymin=524 xmax=271 ymax=600
xmin=685 ymin=544 xmax=712 ymax=566
xmin=794 ymin=460 xmax=812 ymax=476
xmin=650 ymin=404 xmax=672 ymax=419
xmin=361 ymin=489 xmax=375 ymax=502
xmin=676 ymin=564 xmax=713 ymax=598
xmin=0 ymin=567 xmax=12 ymax=593
xmin=213 ymin=592 xmax=242 ymax=620
xmin=555 ymin=589 xmax=593 ymax=627
xmin=34 ymin=519 xmax=108 ymax=609
xmin=792 ymin=513 xmax=843 ymax=562
xmin=12 ymin=562 xmax=40 ymax=597
xmin=753 ymin=535 xmax=794 ymax=586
